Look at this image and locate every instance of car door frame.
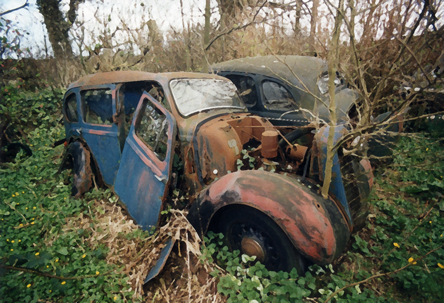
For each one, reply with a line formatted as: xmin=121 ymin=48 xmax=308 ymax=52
xmin=114 ymin=92 xmax=176 ymax=231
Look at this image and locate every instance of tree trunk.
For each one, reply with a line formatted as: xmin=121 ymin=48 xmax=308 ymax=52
xmin=37 ymin=0 xmax=77 ymax=58
xmin=179 ymin=0 xmax=191 ymax=71
xmin=218 ymin=0 xmax=240 ymax=24
xmin=37 ymin=0 xmax=72 ymax=58
xmin=202 ymin=0 xmax=211 ymax=72
xmin=309 ymin=0 xmax=319 ymax=56
xmin=294 ymin=0 xmax=302 ymax=35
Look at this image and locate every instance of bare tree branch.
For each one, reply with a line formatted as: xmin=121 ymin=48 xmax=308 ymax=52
xmin=0 ymin=0 xmax=28 ymax=17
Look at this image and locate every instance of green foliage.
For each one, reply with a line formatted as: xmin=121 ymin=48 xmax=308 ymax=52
xmin=0 ymin=84 xmax=64 ymax=135
xmin=202 ymin=232 xmax=380 ymax=302
xmin=392 ymin=136 xmax=444 ymax=197
xmin=0 ymin=89 xmax=137 ymax=302
xmin=237 ymin=149 xmax=256 ymax=171
xmin=367 ymin=135 xmax=444 ymax=300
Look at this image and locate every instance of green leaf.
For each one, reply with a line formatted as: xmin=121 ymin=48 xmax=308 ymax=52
xmin=58 ymin=247 xmax=68 ymax=255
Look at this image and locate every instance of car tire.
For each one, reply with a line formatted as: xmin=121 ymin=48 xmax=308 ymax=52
xmin=66 ymin=142 xmax=93 ymax=197
xmin=211 ymin=205 xmax=307 ymax=274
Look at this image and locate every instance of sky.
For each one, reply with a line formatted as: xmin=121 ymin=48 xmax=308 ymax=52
xmin=0 ymin=0 xmax=46 ymax=55
xmin=2 ymin=0 xmax=443 ymax=58
xmin=0 ymin=0 xmax=221 ymax=56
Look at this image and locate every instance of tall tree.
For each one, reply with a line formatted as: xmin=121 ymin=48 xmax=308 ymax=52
xmin=36 ymin=0 xmax=83 ymax=58
xmin=309 ymin=0 xmax=318 ymax=55
xmin=294 ymin=0 xmax=302 ymax=35
xmin=218 ymin=0 xmax=241 ymax=25
xmin=202 ymin=0 xmax=211 ymax=71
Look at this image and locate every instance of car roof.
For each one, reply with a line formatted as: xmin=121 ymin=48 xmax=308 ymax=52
xmin=68 ymin=71 xmax=229 ymax=89
xmin=210 ymin=55 xmax=328 ymax=88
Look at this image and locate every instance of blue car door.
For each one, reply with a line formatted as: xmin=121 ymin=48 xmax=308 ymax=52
xmin=114 ymin=92 xmax=176 ymax=231
xmin=79 ymin=85 xmax=122 ymax=185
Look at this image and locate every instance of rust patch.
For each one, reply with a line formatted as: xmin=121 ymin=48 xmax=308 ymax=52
xmin=286 ymin=144 xmax=308 ymax=162
xmin=261 ymin=130 xmax=279 ymax=158
xmin=86 ymin=129 xmax=113 ymax=135
xmin=359 ymin=159 xmax=374 ymax=189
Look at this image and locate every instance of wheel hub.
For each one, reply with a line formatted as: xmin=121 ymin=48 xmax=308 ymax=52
xmin=241 ymin=237 xmax=265 ymax=262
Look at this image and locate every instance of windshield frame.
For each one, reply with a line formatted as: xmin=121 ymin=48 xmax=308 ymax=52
xmin=169 ymin=78 xmax=246 ymax=117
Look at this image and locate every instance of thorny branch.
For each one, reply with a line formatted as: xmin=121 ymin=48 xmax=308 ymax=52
xmin=332 ymin=110 xmax=444 ymax=154
xmin=371 ymin=0 xmax=430 ymax=105
xmin=396 ymin=36 xmax=433 ymax=85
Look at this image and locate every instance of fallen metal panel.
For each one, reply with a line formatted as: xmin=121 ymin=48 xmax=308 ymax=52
xmin=144 ymin=238 xmax=175 ymax=283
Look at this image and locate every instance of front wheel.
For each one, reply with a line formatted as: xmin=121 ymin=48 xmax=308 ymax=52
xmin=210 ymin=205 xmax=307 ymax=274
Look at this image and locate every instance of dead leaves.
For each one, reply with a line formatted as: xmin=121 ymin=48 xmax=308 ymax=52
xmin=56 ymin=201 xmax=223 ymax=302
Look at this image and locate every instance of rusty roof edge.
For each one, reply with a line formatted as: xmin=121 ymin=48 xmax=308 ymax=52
xmin=68 ymin=71 xmax=229 ymax=89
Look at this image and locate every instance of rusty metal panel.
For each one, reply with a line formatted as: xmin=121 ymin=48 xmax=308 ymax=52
xmin=68 ymin=71 xmax=230 ymax=90
xmin=82 ymin=126 xmax=121 ymax=185
xmin=144 ymin=238 xmax=175 ymax=283
xmin=114 ymin=93 xmax=176 ymax=231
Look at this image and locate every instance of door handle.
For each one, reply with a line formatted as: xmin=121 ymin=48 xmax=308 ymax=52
xmin=155 ymin=174 xmax=167 ymax=184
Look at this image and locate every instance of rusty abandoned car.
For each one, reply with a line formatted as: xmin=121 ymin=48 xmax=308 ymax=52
xmin=59 ymin=71 xmax=372 ymax=276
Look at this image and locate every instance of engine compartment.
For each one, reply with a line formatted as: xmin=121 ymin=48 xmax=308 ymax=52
xmin=194 ymin=115 xmax=313 ymax=185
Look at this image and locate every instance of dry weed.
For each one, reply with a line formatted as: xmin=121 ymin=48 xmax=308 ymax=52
xmin=46 ymin=200 xmax=223 ymax=302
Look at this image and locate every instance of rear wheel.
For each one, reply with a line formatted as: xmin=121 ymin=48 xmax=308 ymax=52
xmin=65 ymin=142 xmax=93 ymax=197
xmin=210 ymin=205 xmax=307 ymax=274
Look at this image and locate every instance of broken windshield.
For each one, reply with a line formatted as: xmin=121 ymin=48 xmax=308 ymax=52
xmin=169 ymin=78 xmax=245 ymax=116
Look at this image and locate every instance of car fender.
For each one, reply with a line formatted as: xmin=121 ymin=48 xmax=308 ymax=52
xmin=188 ymin=170 xmax=350 ymax=265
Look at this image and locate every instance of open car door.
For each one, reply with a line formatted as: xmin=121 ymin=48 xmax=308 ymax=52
xmin=114 ymin=92 xmax=176 ymax=231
